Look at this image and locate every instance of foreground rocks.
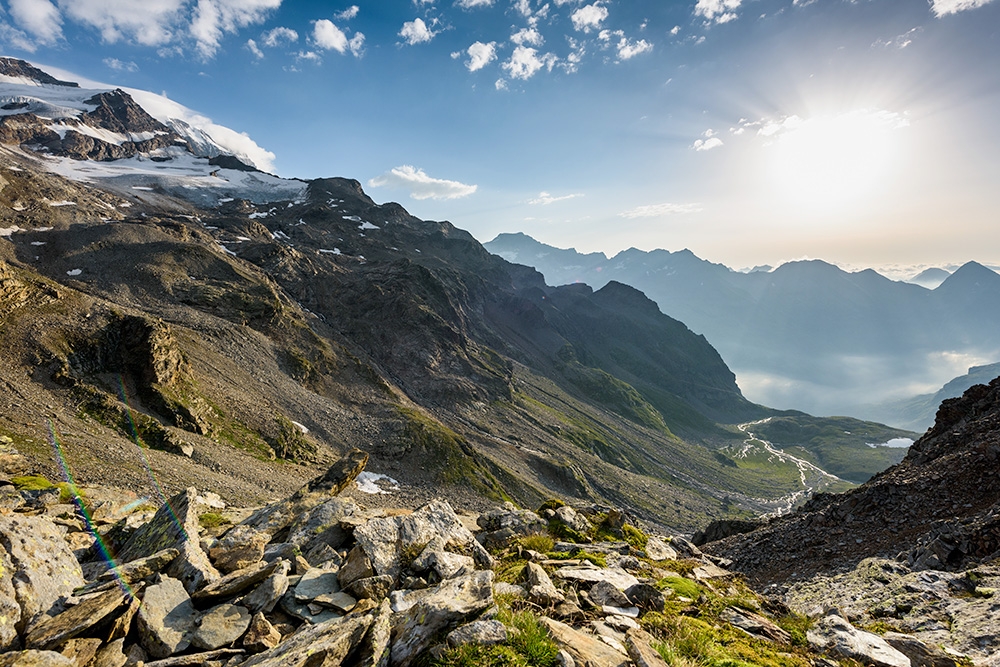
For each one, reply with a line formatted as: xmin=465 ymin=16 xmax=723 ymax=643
xmin=3 ymin=447 xmax=994 ymax=667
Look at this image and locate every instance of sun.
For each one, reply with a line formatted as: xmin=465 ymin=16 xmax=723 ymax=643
xmin=764 ymin=110 xmax=907 ymax=213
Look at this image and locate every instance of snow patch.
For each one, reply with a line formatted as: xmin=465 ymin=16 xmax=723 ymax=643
xmin=30 ymin=241 xmax=46 ymax=246
xmin=866 ymin=438 xmax=913 ymax=449
xmin=359 ymin=221 xmax=379 ymax=230
xmin=355 ymin=472 xmax=400 ymax=495
xmin=291 ymin=421 xmax=309 ymax=434
xmin=0 ymin=226 xmax=20 ymax=237
xmin=66 ymin=269 xmax=82 ymax=276
xmin=318 ymin=248 xmax=342 ymax=255
xmin=48 ymin=200 xmax=76 ymax=207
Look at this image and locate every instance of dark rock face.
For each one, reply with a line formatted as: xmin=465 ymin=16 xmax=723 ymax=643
xmin=705 ymin=378 xmax=1000 ymax=585
xmin=0 ymin=57 xmax=79 ymax=86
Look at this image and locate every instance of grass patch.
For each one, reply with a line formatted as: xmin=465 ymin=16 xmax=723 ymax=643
xmin=11 ymin=474 xmax=54 ymax=491
xmin=431 ymin=596 xmax=559 ymax=667
xmin=658 ymin=575 xmax=702 ymax=600
xmin=519 ymin=534 xmax=555 ymax=553
xmin=198 ymin=512 xmax=230 ymax=530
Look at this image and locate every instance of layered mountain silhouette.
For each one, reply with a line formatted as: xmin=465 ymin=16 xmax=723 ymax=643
xmin=485 ymin=233 xmax=1000 ymax=419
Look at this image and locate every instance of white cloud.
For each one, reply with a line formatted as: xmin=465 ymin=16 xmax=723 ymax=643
xmin=694 ymin=0 xmax=742 ymax=23
xmin=511 ymin=27 xmax=544 ymax=46
xmin=528 ymin=191 xmax=583 ymax=205
xmin=456 ymin=0 xmax=493 ymax=6
xmin=368 ymin=165 xmax=477 ymax=200
xmin=670 ymin=25 xmax=681 ymax=35
xmin=0 ymin=22 xmax=37 ymax=51
xmin=495 ymin=78 xmax=508 ymax=90
xmin=189 ymin=0 xmax=282 ymax=59
xmin=296 ymin=50 xmax=322 ymax=63
xmin=335 ymin=5 xmax=359 ymax=20
xmin=931 ymin=0 xmax=995 ymax=15
xmin=619 ymin=203 xmax=703 ymax=218
xmin=8 ymin=0 xmax=63 ymax=45
xmin=399 ymin=17 xmax=436 ymax=45
xmin=246 ymin=38 xmax=263 ymax=58
xmin=262 ymin=26 xmax=297 ymax=47
xmin=612 ymin=35 xmax=652 ymax=59
xmin=313 ymin=19 xmax=364 ymax=56
xmin=872 ymin=27 xmax=920 ymax=49
xmin=502 ymin=45 xmax=558 ymax=80
xmin=513 ymin=0 xmax=533 ymax=17
xmin=692 ymin=137 xmax=723 ymax=151
xmin=103 ymin=57 xmax=138 ymax=72
xmin=57 ymin=0 xmax=184 ymax=46
xmin=464 ymin=41 xmax=497 ymax=71
xmin=571 ymin=3 xmax=608 ymax=32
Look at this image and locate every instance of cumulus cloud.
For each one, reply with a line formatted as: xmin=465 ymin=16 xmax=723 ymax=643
xmin=502 ymin=45 xmax=558 ymax=80
xmin=313 ymin=19 xmax=364 ymax=56
xmin=335 ymin=5 xmax=359 ymax=20
xmin=58 ymin=0 xmax=183 ymax=46
xmin=368 ymin=165 xmax=478 ymax=200
xmin=931 ymin=0 xmax=995 ymax=15
xmin=694 ymin=0 xmax=742 ymax=23
xmin=8 ymin=0 xmax=63 ymax=45
xmin=189 ymin=0 xmax=282 ymax=59
xmin=598 ymin=30 xmax=652 ymax=60
xmin=464 ymin=41 xmax=497 ymax=71
xmin=399 ymin=18 xmax=435 ymax=44
xmin=571 ymin=3 xmax=608 ymax=32
xmin=511 ymin=27 xmax=544 ymax=46
xmin=103 ymin=57 xmax=139 ymax=72
xmin=693 ymin=137 xmax=723 ymax=150
xmin=528 ymin=192 xmax=583 ymax=205
xmin=262 ymin=26 xmax=297 ymax=47
xmin=619 ymin=203 xmax=703 ymax=218
xmin=456 ymin=0 xmax=493 ymax=6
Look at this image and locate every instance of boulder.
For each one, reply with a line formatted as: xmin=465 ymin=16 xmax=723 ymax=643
xmin=447 ymin=619 xmax=508 ymax=647
xmin=539 ymin=616 xmax=629 ymax=667
xmin=294 ymin=568 xmax=340 ymax=601
xmin=625 ymin=628 xmax=669 ymax=667
xmin=390 ymin=571 xmax=495 ymax=667
xmin=807 ymin=611 xmax=912 ymax=667
xmin=238 ymin=449 xmax=368 ymax=538
xmin=883 ymin=632 xmax=963 ymax=667
xmin=136 ymin=576 xmax=197 ymax=659
xmin=0 ymin=513 xmax=85 ymax=638
xmin=208 ymin=525 xmax=270 ymax=574
xmin=553 ymin=567 xmax=639 ymax=591
xmin=89 ymin=638 xmax=128 ymax=667
xmin=242 ymin=612 xmax=281 ymax=654
xmin=241 ymin=560 xmax=290 ymax=613
xmin=526 ymin=562 xmax=565 ymax=606
xmin=338 ymin=546 xmax=376 ymax=590
xmin=191 ymin=559 xmax=279 ymax=603
xmin=115 ymin=488 xmax=218 ymax=594
xmin=554 ymin=506 xmax=594 ymax=535
xmin=25 ymin=586 xmax=132 ymax=651
xmin=241 ymin=607 xmax=375 ymax=667
xmin=355 ymin=598 xmax=392 ymax=667
xmin=345 ymin=575 xmax=395 ymax=601
xmin=287 ymin=497 xmax=357 ymax=549
xmin=411 ymin=547 xmax=475 ymax=582
xmin=190 ymin=603 xmax=251 ymax=650
xmin=644 ymin=537 xmax=677 ymax=562
xmin=0 ymin=650 xmax=75 ymax=667
xmin=720 ymin=606 xmax=792 ymax=644
xmin=589 ymin=580 xmax=632 ymax=608
xmin=625 ymin=583 xmax=666 ymax=613
xmin=56 ymin=637 xmax=101 ymax=667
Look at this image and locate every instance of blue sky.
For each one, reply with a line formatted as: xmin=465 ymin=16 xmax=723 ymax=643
xmin=1 ymin=0 xmax=998 ymax=273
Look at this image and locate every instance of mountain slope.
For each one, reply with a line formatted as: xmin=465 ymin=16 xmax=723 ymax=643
xmin=484 ymin=233 xmax=1000 ymax=417
xmin=703 ymin=376 xmax=1000 ymax=585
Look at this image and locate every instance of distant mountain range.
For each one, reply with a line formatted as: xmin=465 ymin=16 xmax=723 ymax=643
xmin=484 ymin=233 xmax=1000 ymax=420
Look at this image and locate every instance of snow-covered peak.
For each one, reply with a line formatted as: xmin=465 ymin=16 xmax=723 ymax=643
xmin=0 ymin=58 xmax=275 ymax=173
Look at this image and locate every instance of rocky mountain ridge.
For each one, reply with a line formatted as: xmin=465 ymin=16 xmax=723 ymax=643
xmin=703 ymin=377 xmax=1000 ymax=585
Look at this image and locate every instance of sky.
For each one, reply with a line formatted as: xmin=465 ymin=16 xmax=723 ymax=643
xmin=1 ymin=0 xmax=998 ymax=274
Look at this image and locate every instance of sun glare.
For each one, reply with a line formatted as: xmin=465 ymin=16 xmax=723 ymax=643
xmin=764 ymin=110 xmax=907 ymax=213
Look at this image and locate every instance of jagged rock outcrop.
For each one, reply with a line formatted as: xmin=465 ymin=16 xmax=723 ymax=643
xmin=704 ymin=377 xmax=1000 ymax=584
